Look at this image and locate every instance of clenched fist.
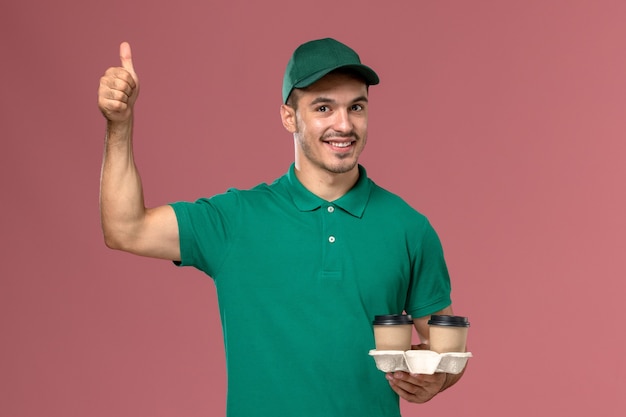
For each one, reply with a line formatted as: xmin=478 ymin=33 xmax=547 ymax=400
xmin=98 ymin=42 xmax=139 ymax=123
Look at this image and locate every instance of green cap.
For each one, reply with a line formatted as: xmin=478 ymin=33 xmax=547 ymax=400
xmin=282 ymin=38 xmax=380 ymax=104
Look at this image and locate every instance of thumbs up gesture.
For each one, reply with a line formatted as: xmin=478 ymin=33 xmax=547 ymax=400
xmin=98 ymin=42 xmax=140 ymax=123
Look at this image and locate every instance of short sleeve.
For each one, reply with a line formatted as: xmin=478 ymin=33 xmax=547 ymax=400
xmin=169 ymin=190 xmax=241 ymax=278
xmin=404 ymin=219 xmax=452 ymax=318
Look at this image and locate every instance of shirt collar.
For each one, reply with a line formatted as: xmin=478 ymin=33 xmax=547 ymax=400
xmin=286 ymin=163 xmax=371 ymax=218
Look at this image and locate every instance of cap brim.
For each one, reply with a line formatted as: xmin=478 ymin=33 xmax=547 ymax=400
xmin=294 ymin=64 xmax=380 ymax=89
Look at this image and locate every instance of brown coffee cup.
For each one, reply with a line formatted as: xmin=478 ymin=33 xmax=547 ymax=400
xmin=372 ymin=314 xmax=413 ymax=351
xmin=427 ymin=315 xmax=470 ymax=353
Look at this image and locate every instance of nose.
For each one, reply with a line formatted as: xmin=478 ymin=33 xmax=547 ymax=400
xmin=332 ymin=108 xmax=353 ymax=133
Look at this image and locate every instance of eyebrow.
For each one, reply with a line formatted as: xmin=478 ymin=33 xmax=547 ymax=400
xmin=309 ymin=95 xmax=369 ymax=106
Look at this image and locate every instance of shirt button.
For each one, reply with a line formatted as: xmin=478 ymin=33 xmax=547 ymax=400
xmin=328 ymin=236 xmax=336 ymax=243
xmin=327 ymin=206 xmax=335 ymax=213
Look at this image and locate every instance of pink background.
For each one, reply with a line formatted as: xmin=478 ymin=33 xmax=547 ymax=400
xmin=1 ymin=1 xmax=625 ymax=416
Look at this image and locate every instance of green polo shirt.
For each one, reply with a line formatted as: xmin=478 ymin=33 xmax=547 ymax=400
xmin=170 ymin=164 xmax=451 ymax=417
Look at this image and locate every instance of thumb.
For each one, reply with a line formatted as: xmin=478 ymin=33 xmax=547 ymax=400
xmin=119 ymin=41 xmax=135 ymax=74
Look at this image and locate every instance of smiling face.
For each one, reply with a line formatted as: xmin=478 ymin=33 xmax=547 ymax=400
xmin=281 ymin=71 xmax=369 ymax=179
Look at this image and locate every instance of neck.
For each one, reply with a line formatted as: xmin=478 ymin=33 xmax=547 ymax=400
xmin=293 ymin=163 xmax=359 ymax=201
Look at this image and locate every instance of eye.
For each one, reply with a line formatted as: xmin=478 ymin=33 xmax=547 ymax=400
xmin=317 ymin=105 xmax=329 ymax=112
xmin=351 ymin=104 xmax=364 ymax=111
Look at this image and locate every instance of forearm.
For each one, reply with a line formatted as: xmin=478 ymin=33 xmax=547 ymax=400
xmin=99 ymin=119 xmax=147 ymax=249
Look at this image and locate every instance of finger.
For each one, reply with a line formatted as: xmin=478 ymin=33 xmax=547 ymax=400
xmin=389 ymin=371 xmax=441 ymax=394
xmin=386 ymin=374 xmax=421 ymax=401
xmin=386 ymin=372 xmax=440 ymax=404
xmin=406 ymin=372 xmax=442 ymax=387
xmin=99 ymin=97 xmax=130 ymax=114
xmin=104 ymin=88 xmax=130 ymax=103
xmin=387 ymin=372 xmax=421 ymax=392
xmin=100 ymin=70 xmax=134 ymax=96
xmin=119 ymin=41 xmax=135 ymax=74
xmin=388 ymin=381 xmax=413 ymax=401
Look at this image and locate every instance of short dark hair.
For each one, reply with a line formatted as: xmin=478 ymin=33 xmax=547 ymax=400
xmin=285 ymin=88 xmax=301 ymax=110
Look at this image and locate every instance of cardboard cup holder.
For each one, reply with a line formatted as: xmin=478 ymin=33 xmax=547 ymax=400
xmin=368 ymin=349 xmax=472 ymax=375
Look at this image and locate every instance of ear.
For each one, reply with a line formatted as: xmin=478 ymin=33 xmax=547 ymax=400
xmin=280 ymin=104 xmax=297 ymax=133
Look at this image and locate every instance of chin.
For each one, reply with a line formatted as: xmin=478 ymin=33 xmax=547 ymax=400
xmin=326 ymin=161 xmax=359 ymax=174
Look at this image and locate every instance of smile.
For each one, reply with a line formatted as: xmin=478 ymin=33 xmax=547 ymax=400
xmin=327 ymin=141 xmax=353 ymax=148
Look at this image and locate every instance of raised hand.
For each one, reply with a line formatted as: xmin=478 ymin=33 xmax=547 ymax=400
xmin=98 ymin=42 xmax=140 ymax=123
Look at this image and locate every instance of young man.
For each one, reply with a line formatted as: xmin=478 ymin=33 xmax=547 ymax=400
xmin=98 ymin=37 xmax=464 ymax=416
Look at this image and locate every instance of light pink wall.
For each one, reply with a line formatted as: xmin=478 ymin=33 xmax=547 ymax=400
xmin=1 ymin=1 xmax=625 ymax=416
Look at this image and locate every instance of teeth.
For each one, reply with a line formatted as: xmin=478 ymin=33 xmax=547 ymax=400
xmin=329 ymin=141 xmax=351 ymax=148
